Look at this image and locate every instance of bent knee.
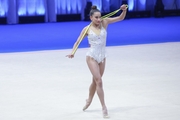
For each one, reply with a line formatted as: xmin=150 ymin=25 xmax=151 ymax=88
xmin=93 ymin=76 xmax=101 ymax=81
xmin=94 ymin=78 xmax=102 ymax=87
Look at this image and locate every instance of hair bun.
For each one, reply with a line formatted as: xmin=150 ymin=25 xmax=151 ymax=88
xmin=91 ymin=5 xmax=97 ymax=10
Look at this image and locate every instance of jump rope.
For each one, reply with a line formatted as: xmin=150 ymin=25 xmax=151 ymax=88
xmin=71 ymin=5 xmax=128 ymax=55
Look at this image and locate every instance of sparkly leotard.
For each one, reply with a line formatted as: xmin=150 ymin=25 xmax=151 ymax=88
xmin=86 ymin=26 xmax=107 ymax=63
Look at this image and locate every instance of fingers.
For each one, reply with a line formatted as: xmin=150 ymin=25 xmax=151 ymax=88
xmin=123 ymin=4 xmax=128 ymax=7
xmin=120 ymin=4 xmax=128 ymax=9
xmin=66 ymin=54 xmax=74 ymax=58
xmin=120 ymin=4 xmax=128 ymax=11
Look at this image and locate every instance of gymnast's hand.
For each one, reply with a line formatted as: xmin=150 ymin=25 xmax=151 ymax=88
xmin=120 ymin=4 xmax=128 ymax=11
xmin=66 ymin=54 xmax=74 ymax=58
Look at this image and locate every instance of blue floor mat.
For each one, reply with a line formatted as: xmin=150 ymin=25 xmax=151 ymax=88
xmin=0 ymin=17 xmax=180 ymax=53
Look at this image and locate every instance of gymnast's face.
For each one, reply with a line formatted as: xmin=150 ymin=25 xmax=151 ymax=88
xmin=90 ymin=12 xmax=102 ymax=25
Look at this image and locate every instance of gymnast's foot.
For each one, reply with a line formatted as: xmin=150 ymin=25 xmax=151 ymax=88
xmin=102 ymin=107 xmax=109 ymax=118
xmin=83 ymin=99 xmax=91 ymax=111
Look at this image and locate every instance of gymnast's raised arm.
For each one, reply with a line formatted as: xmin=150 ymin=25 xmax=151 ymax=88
xmin=102 ymin=4 xmax=127 ymax=28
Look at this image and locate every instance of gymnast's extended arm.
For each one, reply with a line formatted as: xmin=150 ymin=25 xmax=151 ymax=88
xmin=66 ymin=26 xmax=88 ymax=58
xmin=102 ymin=4 xmax=127 ymax=27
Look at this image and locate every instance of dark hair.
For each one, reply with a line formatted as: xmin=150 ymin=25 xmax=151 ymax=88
xmin=89 ymin=5 xmax=100 ymax=16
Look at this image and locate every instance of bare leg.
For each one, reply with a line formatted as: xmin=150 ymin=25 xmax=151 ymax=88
xmin=88 ymin=78 xmax=96 ymax=102
xmin=83 ymin=78 xmax=96 ymax=111
xmin=86 ymin=57 xmax=108 ymax=117
xmin=99 ymin=59 xmax=108 ymax=118
xmin=83 ymin=59 xmax=106 ymax=111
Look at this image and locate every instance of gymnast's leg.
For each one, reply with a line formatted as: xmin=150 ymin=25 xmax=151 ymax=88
xmin=85 ymin=56 xmax=108 ymax=117
xmin=83 ymin=59 xmax=106 ymax=111
xmin=82 ymin=77 xmax=96 ymax=111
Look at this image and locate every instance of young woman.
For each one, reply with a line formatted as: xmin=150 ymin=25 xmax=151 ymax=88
xmin=66 ymin=4 xmax=127 ymax=118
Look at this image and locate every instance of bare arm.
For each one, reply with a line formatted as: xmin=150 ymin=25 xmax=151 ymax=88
xmin=66 ymin=26 xmax=88 ymax=58
xmin=102 ymin=4 xmax=127 ymax=28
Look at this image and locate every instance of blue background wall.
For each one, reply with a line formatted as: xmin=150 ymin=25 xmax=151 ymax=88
xmin=0 ymin=0 xmax=180 ymax=24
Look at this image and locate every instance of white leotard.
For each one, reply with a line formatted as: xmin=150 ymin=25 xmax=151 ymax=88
xmin=86 ymin=26 xmax=107 ymax=63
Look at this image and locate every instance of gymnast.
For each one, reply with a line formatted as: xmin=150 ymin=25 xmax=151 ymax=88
xmin=66 ymin=4 xmax=127 ymax=118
